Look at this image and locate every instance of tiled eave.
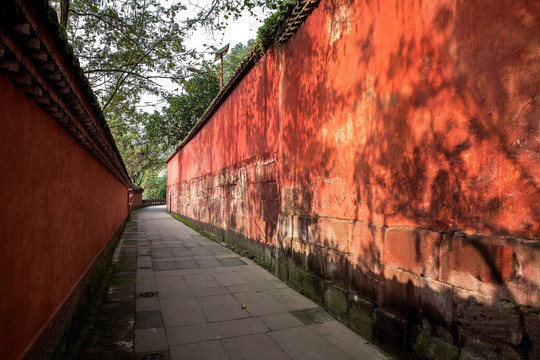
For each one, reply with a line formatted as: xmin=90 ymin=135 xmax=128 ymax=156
xmin=0 ymin=0 xmax=131 ymax=187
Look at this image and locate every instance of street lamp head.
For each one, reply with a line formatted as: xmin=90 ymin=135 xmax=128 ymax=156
xmin=214 ymin=44 xmax=229 ymax=61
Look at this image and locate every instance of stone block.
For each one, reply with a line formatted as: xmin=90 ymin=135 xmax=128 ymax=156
xmin=379 ymin=266 xmax=423 ymax=324
xmin=440 ymin=232 xmax=516 ymax=294
xmin=280 ymin=186 xmax=295 ymax=215
xmin=459 ymin=329 xmax=525 ymax=360
xmin=276 ymin=256 xmax=289 ymax=283
xmin=277 ymin=214 xmax=292 ymax=242
xmin=348 ymin=293 xmax=375 ymax=342
xmin=323 ymin=283 xmax=348 ymax=323
xmin=421 ymin=279 xmax=453 ymax=343
xmin=302 ymin=271 xmax=324 ymax=306
xmin=261 ymin=199 xmax=279 ymax=220
xmin=306 ymin=243 xmax=325 ymax=279
xmin=323 ymin=249 xmax=349 ymax=288
xmin=348 ymin=257 xmax=380 ymax=304
xmin=250 ymin=199 xmax=263 ymax=219
xmin=307 ymin=217 xmax=349 ymax=253
xmin=264 ymin=245 xmax=273 ymax=264
xmin=524 ymin=311 xmax=540 ymax=359
xmin=249 ymin=217 xmax=274 ymax=243
xmin=288 ymin=263 xmax=304 ymax=293
xmin=280 ymin=186 xmax=313 ymax=215
xmin=510 ymin=239 xmax=540 ymax=307
xmin=453 ymin=288 xmax=523 ymax=345
xmin=374 ymin=308 xmax=408 ymax=357
xmin=254 ymin=181 xmax=278 ymax=200
xmin=383 ymin=227 xmax=441 ymax=279
xmin=249 ymin=161 xmax=276 ymax=183
xmin=412 ymin=327 xmax=459 ymax=360
xmin=291 ymin=215 xmax=310 ymax=241
xmin=290 ymin=238 xmax=306 ymax=267
xmin=348 ymin=221 xmax=385 ymax=263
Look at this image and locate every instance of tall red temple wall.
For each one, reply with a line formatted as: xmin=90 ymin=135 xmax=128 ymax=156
xmin=167 ymin=0 xmax=540 ymax=357
xmin=0 ymin=74 xmax=129 ymax=359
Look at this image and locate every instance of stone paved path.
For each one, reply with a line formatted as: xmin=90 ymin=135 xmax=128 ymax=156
xmin=127 ymin=206 xmax=389 ymax=360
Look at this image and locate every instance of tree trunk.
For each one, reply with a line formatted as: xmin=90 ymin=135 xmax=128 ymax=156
xmin=60 ymin=0 xmax=70 ymax=27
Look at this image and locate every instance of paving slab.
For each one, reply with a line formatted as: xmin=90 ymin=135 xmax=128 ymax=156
xmin=233 ymin=291 xmax=289 ymax=316
xmin=170 ymin=340 xmax=228 ymax=360
xmin=88 ymin=206 xmax=389 ymax=360
xmin=198 ymin=293 xmax=250 ymax=322
xmin=160 ymin=299 xmax=207 ymax=328
xmin=258 ymin=312 xmax=305 ymax=331
xmin=221 ymin=333 xmax=291 ymax=360
xmin=135 ymin=327 xmax=168 ymax=353
xmin=166 ymin=317 xmax=269 ymax=346
xmin=269 ymin=326 xmax=353 ymax=360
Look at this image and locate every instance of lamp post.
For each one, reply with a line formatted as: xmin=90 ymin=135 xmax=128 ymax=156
xmin=214 ymin=44 xmax=229 ymax=89
xmin=186 ymin=44 xmax=229 ymax=89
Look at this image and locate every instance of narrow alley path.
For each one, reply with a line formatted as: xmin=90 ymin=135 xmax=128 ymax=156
xmin=87 ymin=206 xmax=389 ymax=360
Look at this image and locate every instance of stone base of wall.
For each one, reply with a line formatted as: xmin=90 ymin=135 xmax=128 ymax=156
xmin=173 ymin=211 xmax=539 ymax=360
xmin=21 ymin=218 xmax=128 ymax=360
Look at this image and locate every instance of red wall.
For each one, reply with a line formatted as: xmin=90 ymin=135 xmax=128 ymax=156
xmin=279 ymin=0 xmax=538 ymax=238
xmin=133 ymin=189 xmax=144 ymax=208
xmin=168 ymin=0 xmax=539 ymax=357
xmin=0 ymin=74 xmax=128 ymax=359
xmin=168 ymin=53 xmax=281 ymax=245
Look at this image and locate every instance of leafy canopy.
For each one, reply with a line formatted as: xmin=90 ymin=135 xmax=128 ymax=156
xmin=146 ymin=40 xmax=254 ymax=153
xmin=147 ymin=64 xmax=220 ymax=153
xmin=48 ymin=0 xmax=283 ymax=193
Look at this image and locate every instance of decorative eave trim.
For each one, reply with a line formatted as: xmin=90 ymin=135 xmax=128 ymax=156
xmin=0 ymin=0 xmax=131 ymax=187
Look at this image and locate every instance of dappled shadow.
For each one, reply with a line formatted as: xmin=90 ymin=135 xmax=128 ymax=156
xmin=167 ymin=0 xmax=539 ymax=358
xmin=279 ymin=0 xmax=539 ymax=236
xmin=275 ymin=0 xmax=539 ymax=358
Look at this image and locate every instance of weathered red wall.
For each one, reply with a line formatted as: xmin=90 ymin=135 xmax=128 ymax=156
xmin=133 ymin=189 xmax=144 ymax=208
xmin=0 ymin=74 xmax=128 ymax=359
xmin=168 ymin=53 xmax=281 ymax=247
xmin=279 ymin=0 xmax=538 ymax=237
xmin=168 ymin=0 xmax=539 ymax=358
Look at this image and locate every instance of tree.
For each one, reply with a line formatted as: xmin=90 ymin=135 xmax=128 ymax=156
xmin=106 ymin=94 xmax=164 ymax=188
xmin=143 ymin=174 xmax=167 ymax=200
xmin=145 ymin=40 xmax=255 ymax=152
xmin=222 ymin=40 xmax=255 ymax=82
xmin=49 ymin=0 xmax=191 ymax=189
xmin=48 ymin=0 xmax=278 ymax=190
xmin=51 ymin=0 xmax=191 ymax=115
xmin=51 ymin=0 xmax=275 ymax=115
xmin=146 ymin=63 xmax=221 ymax=152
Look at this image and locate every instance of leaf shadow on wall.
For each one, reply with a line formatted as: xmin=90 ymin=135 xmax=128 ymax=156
xmin=278 ymin=0 xmax=539 ymax=358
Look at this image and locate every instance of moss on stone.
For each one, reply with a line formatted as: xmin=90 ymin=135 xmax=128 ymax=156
xmin=302 ymin=271 xmax=324 ymax=306
xmin=348 ymin=295 xmax=375 ymax=342
xmin=412 ymin=328 xmax=460 ymax=360
xmin=324 ymin=284 xmax=348 ymax=323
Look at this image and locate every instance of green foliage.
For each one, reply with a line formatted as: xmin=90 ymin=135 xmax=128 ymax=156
xmin=54 ymin=0 xmax=191 ymax=114
xmin=185 ymin=0 xmax=280 ymax=32
xmin=48 ymin=0 xmax=295 ymax=193
xmin=255 ymin=0 xmax=296 ymax=55
xmin=141 ymin=173 xmax=167 ymax=200
xmin=156 ymin=177 xmax=167 ymax=199
xmin=106 ymin=96 xmax=165 ymax=188
xmin=146 ymin=64 xmax=220 ymax=152
xmin=222 ymin=40 xmax=256 ymax=82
